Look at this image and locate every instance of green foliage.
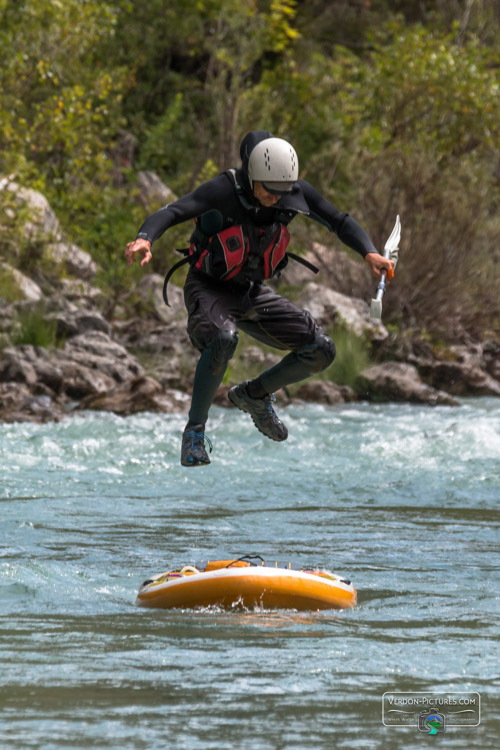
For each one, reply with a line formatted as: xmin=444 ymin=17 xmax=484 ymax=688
xmin=0 ymin=265 xmax=24 ymax=303
xmin=322 ymin=326 xmax=371 ymax=389
xmin=120 ymin=0 xmax=303 ymax=186
xmin=357 ymin=23 xmax=499 ymax=159
xmin=318 ymin=20 xmax=500 ymax=338
xmin=0 ymin=0 xmax=134 ymax=309
xmin=0 ymin=181 xmax=31 ymax=262
xmin=0 ymin=0 xmax=129 ymax=183
xmin=12 ymin=306 xmax=59 ymax=348
xmin=0 ymin=0 xmax=499 ymax=344
xmin=64 ymin=181 xmax=146 ymax=317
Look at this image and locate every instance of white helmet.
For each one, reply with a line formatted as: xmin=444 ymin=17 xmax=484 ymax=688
xmin=247 ymin=137 xmax=298 ymax=193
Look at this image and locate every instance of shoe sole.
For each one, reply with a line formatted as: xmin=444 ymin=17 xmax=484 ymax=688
xmin=181 ymin=457 xmax=211 ymax=467
xmin=228 ymin=389 xmax=288 ymax=442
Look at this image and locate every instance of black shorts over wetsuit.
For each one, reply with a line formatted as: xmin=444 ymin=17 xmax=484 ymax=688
xmin=184 ymin=270 xmax=317 ymax=354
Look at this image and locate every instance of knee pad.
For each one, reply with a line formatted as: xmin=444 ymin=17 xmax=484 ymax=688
xmin=207 ymin=328 xmax=239 ymax=374
xmin=297 ymin=331 xmax=336 ymax=373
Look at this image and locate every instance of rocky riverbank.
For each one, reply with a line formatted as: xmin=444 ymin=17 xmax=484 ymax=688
xmin=1 ymin=176 xmax=499 ymax=424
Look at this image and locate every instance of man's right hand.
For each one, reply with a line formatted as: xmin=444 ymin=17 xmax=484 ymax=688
xmin=125 ymin=238 xmax=152 ymax=267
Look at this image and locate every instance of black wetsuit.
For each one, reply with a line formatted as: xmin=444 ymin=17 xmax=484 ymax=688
xmin=135 ymin=131 xmax=378 ymax=427
xmin=137 ymin=173 xmax=377 ymax=258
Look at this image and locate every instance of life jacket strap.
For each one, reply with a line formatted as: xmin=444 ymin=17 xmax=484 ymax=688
xmin=286 ymin=251 xmax=319 ymax=274
xmin=162 ymin=253 xmax=191 ymax=307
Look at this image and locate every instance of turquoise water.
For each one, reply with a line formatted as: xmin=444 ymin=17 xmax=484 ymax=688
xmin=1 ymin=399 xmax=499 ymax=749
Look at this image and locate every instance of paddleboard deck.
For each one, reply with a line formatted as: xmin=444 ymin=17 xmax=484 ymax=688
xmin=136 ymin=558 xmax=357 ymax=611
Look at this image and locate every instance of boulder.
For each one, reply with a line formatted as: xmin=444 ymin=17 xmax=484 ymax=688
xmin=0 ymin=262 xmax=43 ymax=303
xmin=294 ymin=379 xmax=357 ymax=404
xmin=136 ymin=273 xmax=185 ymax=323
xmin=0 ymin=345 xmax=63 ymax=392
xmin=282 ymin=242 xmax=371 ymax=298
xmin=54 ymin=360 xmax=116 ymax=400
xmin=299 ymin=282 xmax=388 ymax=342
xmin=45 ymin=241 xmax=98 ymax=280
xmin=415 ymin=358 xmax=500 ymax=398
xmin=0 ymin=332 xmax=145 ymax=414
xmin=47 ymin=309 xmax=111 ymax=340
xmin=111 ymin=316 xmax=196 ymax=390
xmin=57 ymin=331 xmax=144 ymax=384
xmin=0 ymin=178 xmax=62 ymax=240
xmin=238 ymin=345 xmax=282 ymax=372
xmin=136 ymin=171 xmax=176 ymax=210
xmin=0 ymin=382 xmax=66 ymax=423
xmin=0 ymin=346 xmax=39 ymax=386
xmin=76 ymin=375 xmax=190 ymax=416
xmin=59 ymin=278 xmax=103 ymax=304
xmin=356 ymin=362 xmax=459 ymax=406
xmin=483 ymin=340 xmax=500 ymax=381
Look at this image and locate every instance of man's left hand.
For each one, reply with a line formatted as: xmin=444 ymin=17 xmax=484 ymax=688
xmin=365 ymin=252 xmax=394 ymax=280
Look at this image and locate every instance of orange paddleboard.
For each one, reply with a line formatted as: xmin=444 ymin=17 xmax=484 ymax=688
xmin=136 ymin=559 xmax=356 ymax=611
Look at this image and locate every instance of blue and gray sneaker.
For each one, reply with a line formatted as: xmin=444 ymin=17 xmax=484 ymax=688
xmin=228 ymin=381 xmax=288 ymax=442
xmin=181 ymin=425 xmax=213 ymax=467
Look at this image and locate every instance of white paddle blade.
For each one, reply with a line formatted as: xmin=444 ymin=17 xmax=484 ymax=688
xmin=384 ymin=214 xmax=401 ymax=257
xmin=370 ymin=298 xmax=382 ymax=319
xmin=370 ymin=215 xmax=401 ymax=319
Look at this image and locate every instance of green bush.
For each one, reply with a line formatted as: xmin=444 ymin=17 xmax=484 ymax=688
xmin=12 ymin=307 xmax=59 ymax=348
xmin=1 ymin=1 xmax=499 ymax=345
xmin=322 ymin=326 xmax=371 ymax=389
xmin=0 ymin=266 xmax=24 ymax=303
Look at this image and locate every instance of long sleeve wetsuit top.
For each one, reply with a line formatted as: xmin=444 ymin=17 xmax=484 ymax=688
xmin=137 ymin=174 xmax=378 ymax=260
xmin=137 ymin=128 xmax=378 ymax=260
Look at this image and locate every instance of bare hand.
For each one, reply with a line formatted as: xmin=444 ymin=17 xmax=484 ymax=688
xmin=365 ymin=252 xmax=394 ymax=280
xmin=125 ymin=238 xmax=152 ymax=267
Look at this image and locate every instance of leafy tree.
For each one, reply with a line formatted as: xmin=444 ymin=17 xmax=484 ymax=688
xmin=0 ymin=0 xmax=129 ymax=186
xmin=1 ymin=0 xmax=499 ymax=341
xmin=344 ymin=22 xmax=500 ymax=336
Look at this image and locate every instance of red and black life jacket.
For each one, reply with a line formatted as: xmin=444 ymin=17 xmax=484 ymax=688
xmin=188 ymin=218 xmax=291 ymax=282
xmin=162 ymin=170 xmax=318 ymax=306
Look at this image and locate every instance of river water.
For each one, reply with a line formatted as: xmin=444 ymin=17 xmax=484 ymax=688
xmin=1 ymin=399 xmax=499 ymax=749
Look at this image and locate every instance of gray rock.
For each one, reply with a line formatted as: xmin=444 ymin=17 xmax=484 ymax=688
xmin=136 ymin=273 xmax=185 ymax=323
xmin=136 ymin=171 xmax=176 ymax=210
xmin=58 ymin=331 xmax=144 ymax=383
xmin=47 ymin=310 xmax=111 ymax=339
xmin=415 ymin=358 xmax=500 ymax=398
xmin=294 ymin=380 xmax=357 ymax=404
xmin=0 ymin=347 xmax=38 ymax=385
xmin=55 ymin=360 xmax=116 ymax=400
xmin=0 ymin=345 xmax=63 ymax=392
xmin=357 ymin=362 xmax=459 ymax=406
xmin=483 ymin=340 xmax=500 ymax=381
xmin=0 ymin=304 xmax=15 ymax=333
xmin=239 ymin=346 xmax=281 ymax=371
xmin=46 ymin=241 xmax=98 ymax=280
xmin=0 ymin=178 xmax=62 ymax=240
xmin=0 ymin=331 xmax=145 ymax=421
xmin=299 ymin=282 xmax=388 ymax=342
xmin=283 ymin=242 xmax=371 ymax=298
xmin=76 ymin=375 xmax=190 ymax=416
xmin=0 ymin=262 xmax=43 ymax=302
xmin=59 ymin=278 xmax=103 ymax=304
xmin=112 ymin=317 xmax=194 ymax=369
xmin=0 ymin=382 xmax=66 ymax=423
